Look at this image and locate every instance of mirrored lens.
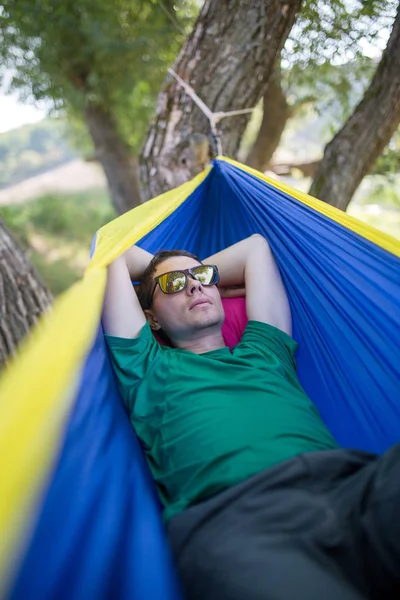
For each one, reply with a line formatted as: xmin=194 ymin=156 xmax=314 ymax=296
xmin=192 ymin=265 xmax=215 ymax=285
xmin=159 ymin=271 xmax=186 ymax=293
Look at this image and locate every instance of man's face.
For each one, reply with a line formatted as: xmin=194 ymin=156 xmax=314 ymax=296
xmin=146 ymin=256 xmax=225 ymax=343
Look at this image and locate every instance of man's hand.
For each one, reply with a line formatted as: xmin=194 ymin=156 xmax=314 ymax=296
xmin=102 ymin=246 xmax=153 ymax=339
xmin=205 ymin=235 xmax=292 ymax=335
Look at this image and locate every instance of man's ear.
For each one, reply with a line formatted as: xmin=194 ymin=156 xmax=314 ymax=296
xmin=144 ymin=309 xmax=162 ymax=331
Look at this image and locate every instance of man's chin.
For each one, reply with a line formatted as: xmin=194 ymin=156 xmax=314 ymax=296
xmin=192 ymin=313 xmax=224 ymax=331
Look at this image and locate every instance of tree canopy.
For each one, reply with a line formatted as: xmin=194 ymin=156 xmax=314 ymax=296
xmin=246 ymin=0 xmax=398 ymax=173
xmin=0 ymin=0 xmax=198 ymax=152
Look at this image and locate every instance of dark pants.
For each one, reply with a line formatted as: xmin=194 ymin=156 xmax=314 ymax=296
xmin=167 ymin=447 xmax=400 ymax=600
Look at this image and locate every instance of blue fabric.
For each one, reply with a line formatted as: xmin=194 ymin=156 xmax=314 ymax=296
xmin=139 ymin=160 xmax=400 ymax=453
xmin=89 ymin=232 xmax=97 ymax=259
xmin=12 ymin=328 xmax=182 ymax=600
xmin=11 ymin=158 xmax=400 ymax=598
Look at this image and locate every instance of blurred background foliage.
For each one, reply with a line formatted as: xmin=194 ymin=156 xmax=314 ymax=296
xmin=0 ymin=189 xmax=115 ymax=294
xmin=0 ymin=119 xmax=75 ymax=187
xmin=0 ymin=0 xmax=200 ymax=153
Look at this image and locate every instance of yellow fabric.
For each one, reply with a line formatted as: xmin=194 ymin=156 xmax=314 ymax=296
xmin=219 ymin=156 xmax=400 ymax=258
xmin=0 ymin=267 xmax=106 ymax=595
xmin=0 ymin=168 xmax=208 ymax=591
xmin=89 ymin=167 xmax=211 ymax=270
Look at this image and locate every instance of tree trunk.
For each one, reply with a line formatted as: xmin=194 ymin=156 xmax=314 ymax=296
xmin=84 ymin=104 xmax=142 ymax=214
xmin=140 ymin=0 xmax=302 ymax=200
xmin=0 ymin=220 xmax=52 ymax=368
xmin=246 ymin=66 xmax=292 ymax=172
xmin=309 ymin=3 xmax=400 ymax=211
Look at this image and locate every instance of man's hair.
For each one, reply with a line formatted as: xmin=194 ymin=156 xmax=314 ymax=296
xmin=137 ymin=249 xmax=202 ymax=310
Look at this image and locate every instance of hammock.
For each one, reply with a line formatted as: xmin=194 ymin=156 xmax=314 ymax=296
xmin=1 ymin=157 xmax=399 ymax=599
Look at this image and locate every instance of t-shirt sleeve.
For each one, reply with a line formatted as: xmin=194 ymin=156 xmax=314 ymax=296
xmin=237 ymin=320 xmax=299 ymax=374
xmin=104 ymin=322 xmax=163 ymax=411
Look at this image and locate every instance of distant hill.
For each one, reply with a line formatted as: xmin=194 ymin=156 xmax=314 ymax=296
xmin=0 ymin=119 xmax=77 ymax=189
xmin=0 ymin=159 xmax=106 ymax=206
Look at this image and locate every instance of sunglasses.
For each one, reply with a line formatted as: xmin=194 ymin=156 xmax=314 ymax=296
xmin=150 ymin=264 xmax=220 ymax=303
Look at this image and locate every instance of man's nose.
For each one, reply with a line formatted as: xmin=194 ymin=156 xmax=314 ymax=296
xmin=187 ymin=275 xmax=203 ymax=295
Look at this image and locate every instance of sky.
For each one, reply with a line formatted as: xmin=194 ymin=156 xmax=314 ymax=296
xmin=0 ymin=90 xmax=48 ymax=134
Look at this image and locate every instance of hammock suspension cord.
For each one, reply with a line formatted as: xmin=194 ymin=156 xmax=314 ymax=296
xmin=168 ymin=68 xmax=255 ymax=156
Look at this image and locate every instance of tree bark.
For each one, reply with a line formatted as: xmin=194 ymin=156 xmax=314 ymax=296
xmin=84 ymin=104 xmax=142 ymax=214
xmin=0 ymin=220 xmax=52 ymax=368
xmin=246 ymin=66 xmax=292 ymax=172
xmin=140 ymin=0 xmax=302 ymax=200
xmin=309 ymin=3 xmax=400 ymax=211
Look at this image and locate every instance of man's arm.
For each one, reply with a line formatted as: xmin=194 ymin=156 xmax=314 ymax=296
xmin=205 ymin=235 xmax=292 ymax=335
xmin=102 ymin=245 xmax=153 ymax=339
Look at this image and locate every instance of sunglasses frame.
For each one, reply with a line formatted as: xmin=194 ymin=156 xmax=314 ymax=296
xmin=150 ymin=264 xmax=220 ymax=304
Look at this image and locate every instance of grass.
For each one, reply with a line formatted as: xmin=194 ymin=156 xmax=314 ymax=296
xmin=30 ymin=251 xmax=83 ymax=296
xmin=0 ymin=189 xmax=116 ymax=296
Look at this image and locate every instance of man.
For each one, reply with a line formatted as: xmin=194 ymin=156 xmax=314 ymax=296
xmin=102 ymin=235 xmax=399 ymax=600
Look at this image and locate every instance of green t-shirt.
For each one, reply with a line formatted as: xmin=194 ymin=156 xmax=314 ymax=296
xmin=105 ymin=321 xmax=338 ymax=521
